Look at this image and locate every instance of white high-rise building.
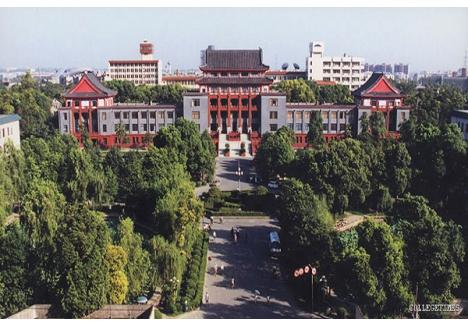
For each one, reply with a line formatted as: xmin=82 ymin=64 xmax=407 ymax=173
xmin=107 ymin=40 xmax=162 ymax=86
xmin=306 ymin=41 xmax=366 ymax=90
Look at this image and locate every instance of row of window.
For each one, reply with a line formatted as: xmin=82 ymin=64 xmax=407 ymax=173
xmin=0 ymin=126 xmax=14 ymax=139
xmin=110 ymin=63 xmax=158 ymax=67
xmin=111 ymin=111 xmax=174 ymax=120
xmin=66 ymin=100 xmax=98 ymax=107
xmin=322 ymin=69 xmax=362 ymax=75
xmin=109 ymin=123 xmax=170 ymax=133
xmin=286 ymin=111 xmax=347 ymax=121
xmin=206 ymin=87 xmax=262 ymax=93
xmin=110 ymin=68 xmax=157 ymax=73
xmin=111 ymin=75 xmax=157 ymax=79
xmin=207 ymin=72 xmax=259 ymax=77
xmin=280 ymin=122 xmax=347 ymax=132
xmin=192 ymin=98 xmax=264 ymax=108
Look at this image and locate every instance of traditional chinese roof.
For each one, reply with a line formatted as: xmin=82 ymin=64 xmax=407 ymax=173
xmin=200 ymin=48 xmax=269 ymax=72
xmin=197 ymin=76 xmax=272 ymax=86
xmin=352 ymin=72 xmax=402 ymax=98
xmin=64 ymin=72 xmax=117 ymax=99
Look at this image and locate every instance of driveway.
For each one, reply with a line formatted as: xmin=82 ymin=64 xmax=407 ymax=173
xmin=179 ymin=217 xmax=318 ymax=319
xmin=195 ymin=157 xmax=256 ymax=197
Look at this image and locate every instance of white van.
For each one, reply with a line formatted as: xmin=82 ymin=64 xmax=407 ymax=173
xmin=269 ymin=231 xmax=281 ymax=254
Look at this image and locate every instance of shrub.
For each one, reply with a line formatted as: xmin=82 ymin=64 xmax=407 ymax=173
xmin=154 ymin=308 xmax=163 ymax=319
xmin=336 ymin=306 xmax=350 ymax=319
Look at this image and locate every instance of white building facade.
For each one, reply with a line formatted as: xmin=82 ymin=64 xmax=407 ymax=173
xmin=0 ymin=114 xmax=21 ymax=149
xmin=107 ymin=41 xmax=162 ymax=86
xmin=306 ymin=41 xmax=366 ymax=90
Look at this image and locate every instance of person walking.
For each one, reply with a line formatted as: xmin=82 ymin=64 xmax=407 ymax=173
xmin=231 ymin=277 xmax=235 ymax=289
xmin=266 ymin=296 xmax=271 ymax=304
xmin=214 ymin=263 xmax=218 ymax=275
xmin=220 ymin=265 xmax=225 ymax=274
xmin=219 ymin=216 xmax=224 ymax=224
xmin=205 ymin=292 xmax=210 ymax=304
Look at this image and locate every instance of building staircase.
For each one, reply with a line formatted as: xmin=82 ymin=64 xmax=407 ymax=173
xmin=218 ymin=133 xmax=252 ymax=157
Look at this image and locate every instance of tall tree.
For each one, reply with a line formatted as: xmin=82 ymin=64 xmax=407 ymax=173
xmin=254 ymin=126 xmax=295 ymax=180
xmin=0 ymin=223 xmax=32 ymax=318
xmin=52 ymin=205 xmax=111 ymax=318
xmin=116 ymin=218 xmax=151 ymax=302
xmin=105 ymin=245 xmax=129 ymax=304
xmin=369 ymin=111 xmax=386 ymax=140
xmin=307 ymin=111 xmax=324 ymax=146
xmin=393 ymin=195 xmax=465 ymax=317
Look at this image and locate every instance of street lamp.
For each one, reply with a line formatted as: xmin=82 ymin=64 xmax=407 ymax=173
xmin=235 ymin=159 xmax=243 ymax=192
xmin=293 ymin=264 xmax=317 ymax=313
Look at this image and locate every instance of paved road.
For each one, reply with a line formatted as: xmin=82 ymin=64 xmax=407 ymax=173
xmin=195 ymin=157 xmax=256 ymax=196
xmin=179 ymin=217 xmax=317 ymax=319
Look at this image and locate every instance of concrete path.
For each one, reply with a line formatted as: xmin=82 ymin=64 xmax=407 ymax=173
xmin=179 ymin=217 xmax=318 ymax=319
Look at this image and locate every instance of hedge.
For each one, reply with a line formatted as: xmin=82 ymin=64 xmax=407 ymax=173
xmin=177 ymin=231 xmax=209 ymax=311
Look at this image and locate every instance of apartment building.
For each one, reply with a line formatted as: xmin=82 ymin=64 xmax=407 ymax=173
xmin=107 ymin=40 xmax=162 ymax=86
xmin=306 ymin=41 xmax=366 ymax=90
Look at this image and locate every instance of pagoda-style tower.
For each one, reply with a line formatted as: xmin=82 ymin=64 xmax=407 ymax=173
xmin=63 ymin=72 xmax=117 ymax=143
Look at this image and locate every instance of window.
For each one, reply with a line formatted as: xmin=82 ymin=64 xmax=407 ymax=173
xmin=132 ymin=124 xmax=138 ymax=131
xmin=269 ymin=111 xmax=278 ymax=119
xmin=331 ymin=123 xmax=337 ymax=131
xmin=114 ymin=112 xmax=121 ymax=119
xmin=63 ymin=113 xmax=68 ymax=120
xmin=339 ymin=112 xmax=345 ymax=119
xmin=101 ymin=124 xmax=106 ymax=132
xmin=304 ymin=124 xmax=309 ymax=132
xmin=288 ymin=123 xmax=294 ymax=130
xmin=143 ymin=124 xmax=147 ymax=132
xmin=270 ymin=124 xmax=278 ymax=131
xmin=323 ymin=123 xmax=328 ymax=130
xmin=295 ymin=123 xmax=302 ymax=132
xmin=101 ymin=112 xmax=107 ymax=120
xmin=401 ymin=112 xmax=407 ymax=120
xmin=295 ymin=112 xmax=302 ymax=121
xmin=158 ymin=112 xmax=165 ymax=119
xmin=192 ymin=99 xmax=200 ymax=107
xmin=304 ymin=112 xmax=310 ymax=121
xmin=287 ymin=112 xmax=293 ymax=121
xmin=322 ymin=112 xmax=328 ymax=120
xmin=141 ymin=112 xmax=147 ymax=119
xmin=168 ymin=112 xmax=174 ymax=119
xmin=150 ymin=112 xmax=156 ymax=119
xmin=132 ymin=112 xmax=138 ymax=119
xmin=92 ymin=100 xmax=97 ymax=107
xmin=64 ymin=125 xmax=68 ymax=133
xmin=340 ymin=123 xmax=346 ymax=131
xmin=74 ymin=101 xmax=79 ymax=107
xmin=192 ymin=111 xmax=200 ymax=120
xmin=241 ymin=99 xmax=249 ymax=107
xmin=150 ymin=124 xmax=155 ymax=132
xmin=269 ymin=99 xmax=278 ymax=107
xmin=123 ymin=112 xmax=129 ymax=119
xmin=125 ymin=124 xmax=129 ymax=131
xmin=331 ymin=112 xmax=337 ymax=119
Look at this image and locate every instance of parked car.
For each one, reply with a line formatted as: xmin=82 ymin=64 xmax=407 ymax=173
xmin=267 ymin=180 xmax=279 ymax=189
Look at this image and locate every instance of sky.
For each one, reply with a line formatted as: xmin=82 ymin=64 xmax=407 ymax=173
xmin=0 ymin=7 xmax=467 ymax=73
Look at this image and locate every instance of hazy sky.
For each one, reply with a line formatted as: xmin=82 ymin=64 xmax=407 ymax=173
xmin=0 ymin=7 xmax=467 ymax=72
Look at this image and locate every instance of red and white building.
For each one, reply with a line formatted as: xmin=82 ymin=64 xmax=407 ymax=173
xmin=352 ymin=72 xmax=411 ymax=135
xmin=58 ymin=72 xmax=175 ymax=148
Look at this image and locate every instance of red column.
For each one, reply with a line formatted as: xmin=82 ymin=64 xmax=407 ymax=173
xmin=217 ymin=94 xmax=221 ymax=132
xmin=227 ymin=93 xmax=231 ymax=133
xmin=248 ymin=94 xmax=252 ymax=131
